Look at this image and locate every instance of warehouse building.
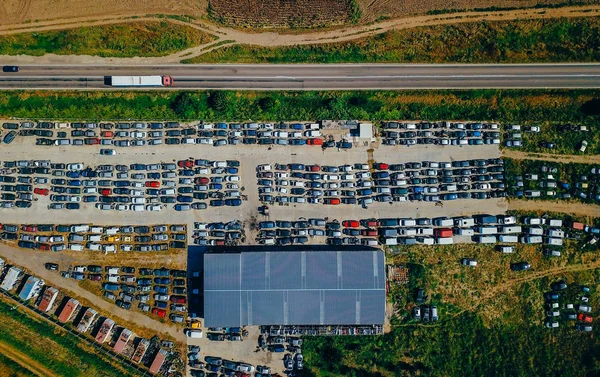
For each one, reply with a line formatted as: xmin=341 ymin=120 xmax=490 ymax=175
xmin=203 ymin=248 xmax=386 ymax=327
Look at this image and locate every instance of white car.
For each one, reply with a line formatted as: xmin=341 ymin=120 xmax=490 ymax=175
xmin=225 ymin=175 xmax=240 ymax=182
xmin=130 ymin=204 xmax=145 ymax=212
xmin=323 ymin=174 xmax=339 ymax=181
xmin=68 ymin=196 xmax=81 ymax=203
xmin=115 ymin=204 xmax=129 ymax=211
xmin=146 ymin=204 xmax=162 ymax=212
xmin=132 ymin=197 xmax=146 ymax=205
xmin=67 ymin=163 xmax=84 ymax=170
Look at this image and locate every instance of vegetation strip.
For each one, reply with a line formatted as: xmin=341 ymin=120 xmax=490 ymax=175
xmin=0 ymin=21 xmax=216 ymax=58
xmin=0 ymin=339 xmax=55 ymax=377
xmin=187 ymin=16 xmax=600 ymax=63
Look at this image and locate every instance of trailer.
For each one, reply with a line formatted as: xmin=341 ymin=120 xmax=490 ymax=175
xmin=77 ymin=308 xmax=98 ymax=333
xmin=109 ymin=76 xmax=173 ymax=87
xmin=19 ymin=276 xmax=44 ymax=301
xmin=476 ymin=235 xmax=497 ymax=244
xmin=37 ymin=287 xmax=59 ymax=313
xmin=0 ymin=267 xmax=22 ymax=291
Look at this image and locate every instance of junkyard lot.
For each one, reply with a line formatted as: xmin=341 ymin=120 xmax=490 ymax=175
xmin=0 ymin=136 xmax=505 ymax=374
xmin=0 ymin=137 xmax=506 ymax=238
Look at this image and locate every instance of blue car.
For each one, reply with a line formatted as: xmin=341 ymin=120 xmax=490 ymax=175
xmin=291 ymin=123 xmax=303 ymax=130
xmin=177 ymin=195 xmax=193 ymax=203
xmin=289 ymin=139 xmax=306 ymax=145
xmin=68 ymin=180 xmax=82 ymax=186
xmin=226 ymin=167 xmax=238 ymax=174
xmin=130 ymin=164 xmax=146 ymax=170
xmin=66 ymin=171 xmax=80 ymax=178
xmin=225 ymin=199 xmax=242 ymax=206
xmin=215 ymin=122 xmax=228 ymax=129
xmin=179 ymin=169 xmax=194 ymax=176
xmin=259 ymin=221 xmax=276 ymax=229
xmin=147 ymin=172 xmax=160 ymax=179
xmin=81 ymin=170 xmax=97 ymax=177
xmin=443 ymin=193 xmax=458 ymax=200
xmin=209 ymin=183 xmax=222 ymax=190
xmin=210 ymin=199 xmax=224 ymax=207
xmin=356 ymin=188 xmax=372 ymax=196
xmin=113 ymin=180 xmax=131 ymax=187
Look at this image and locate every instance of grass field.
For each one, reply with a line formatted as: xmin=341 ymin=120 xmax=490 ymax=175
xmin=303 ymin=213 xmax=600 ymax=377
xmin=187 ymin=16 xmax=600 ymax=63
xmin=0 ymin=296 xmax=141 ymax=377
xmin=0 ymin=351 xmax=36 ymax=377
xmin=0 ymin=21 xmax=215 ymax=57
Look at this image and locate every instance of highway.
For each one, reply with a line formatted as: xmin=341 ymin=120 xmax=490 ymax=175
xmin=1 ymin=64 xmax=599 ymax=89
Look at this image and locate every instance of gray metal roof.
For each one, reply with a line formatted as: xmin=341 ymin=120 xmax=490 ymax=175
xmin=204 ymin=249 xmax=385 ymax=327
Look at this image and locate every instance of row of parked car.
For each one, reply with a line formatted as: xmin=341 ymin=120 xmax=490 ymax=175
xmin=192 ymin=221 xmax=244 ymax=246
xmin=509 ymin=164 xmax=600 ymax=202
xmin=95 ymin=266 xmax=187 ymax=321
xmin=0 ymin=159 xmax=243 ymax=211
xmin=3 ymin=120 xmax=332 ymax=148
xmin=255 ymin=158 xmax=506 ymax=207
xmin=10 ymin=224 xmax=187 ymax=253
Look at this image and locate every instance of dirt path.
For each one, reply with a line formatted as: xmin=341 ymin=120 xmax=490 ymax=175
xmin=0 ymin=5 xmax=598 ymax=63
xmin=0 ymin=243 xmax=185 ymax=342
xmin=502 ymin=150 xmax=600 ymax=164
xmin=508 ymin=199 xmax=600 ymax=217
xmin=0 ymin=337 xmax=58 ymax=377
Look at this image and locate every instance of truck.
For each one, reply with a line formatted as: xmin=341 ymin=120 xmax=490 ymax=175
xmin=109 ymin=76 xmax=173 ymax=87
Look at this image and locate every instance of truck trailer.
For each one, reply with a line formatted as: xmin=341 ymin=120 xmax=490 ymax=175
xmin=109 ymin=76 xmax=173 ymax=87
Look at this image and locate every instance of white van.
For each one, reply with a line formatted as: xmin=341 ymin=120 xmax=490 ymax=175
xmin=107 ymin=275 xmax=120 ymax=283
xmin=88 ymin=235 xmax=102 ymax=242
xmin=436 ymin=237 xmax=454 ymax=245
xmin=186 ymin=329 xmax=203 ymax=338
xmin=499 ymin=235 xmax=518 ymax=243
xmin=476 ymin=235 xmax=497 ymax=244
xmin=104 ymin=227 xmax=119 ymax=235
xmin=70 ymin=225 xmax=89 ymax=233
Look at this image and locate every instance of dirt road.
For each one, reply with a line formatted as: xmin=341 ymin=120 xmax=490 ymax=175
xmin=502 ymin=150 xmax=600 ymax=164
xmin=0 ymin=5 xmax=598 ymax=63
xmin=508 ymin=199 xmax=600 ymax=217
xmin=0 ymin=243 xmax=185 ymax=342
xmin=0 ymin=337 xmax=58 ymax=377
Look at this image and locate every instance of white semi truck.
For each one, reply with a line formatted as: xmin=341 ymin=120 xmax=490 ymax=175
xmin=109 ymin=76 xmax=173 ymax=87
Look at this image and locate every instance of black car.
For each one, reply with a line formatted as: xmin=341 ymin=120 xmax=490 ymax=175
xmin=550 ymin=280 xmax=568 ymax=291
xmin=2 ymin=66 xmax=18 ymax=73
xmin=510 ymin=262 xmax=531 ymax=271
xmin=44 ymin=262 xmax=59 ymax=271
xmin=115 ymin=299 xmax=131 ymax=310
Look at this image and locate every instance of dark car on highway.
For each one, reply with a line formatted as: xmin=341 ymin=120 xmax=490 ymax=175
xmin=2 ymin=66 xmax=18 ymax=73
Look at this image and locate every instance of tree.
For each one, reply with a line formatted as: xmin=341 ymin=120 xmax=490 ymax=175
xmin=170 ymin=92 xmax=199 ymax=119
xmin=207 ymin=90 xmax=229 ymax=113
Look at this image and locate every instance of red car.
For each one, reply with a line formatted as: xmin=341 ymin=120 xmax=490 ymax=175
xmin=145 ymin=181 xmax=159 ymax=188
xmin=88 ymin=274 xmax=102 ymax=281
xmin=152 ymin=308 xmax=166 ymax=317
xmin=307 ymin=165 xmax=320 ymax=172
xmin=170 ymin=296 xmax=186 ymax=304
xmin=324 ymin=198 xmax=340 ymax=205
xmin=39 ymin=243 xmax=50 ymax=251
xmin=34 ymin=188 xmax=49 ymax=196
xmin=101 ymin=131 xmax=114 ymax=137
xmin=85 ymin=138 xmax=100 ymax=145
xmin=195 ymin=177 xmax=210 ymax=185
xmin=307 ymin=138 xmax=323 ymax=145
xmin=101 ymin=188 xmax=112 ymax=196
xmin=361 ymin=229 xmax=377 ymax=236
xmin=178 ymin=160 xmax=193 ymax=168
xmin=578 ymin=313 xmax=593 ymax=323
xmin=374 ymin=163 xmax=389 ymax=170
xmin=22 ymin=225 xmax=37 ymax=232
xmin=342 ymin=220 xmax=360 ymax=228
xmin=361 ymin=219 xmax=378 ymax=228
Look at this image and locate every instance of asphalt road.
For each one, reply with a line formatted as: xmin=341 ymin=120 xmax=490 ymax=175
xmin=0 ymin=64 xmax=599 ymax=89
